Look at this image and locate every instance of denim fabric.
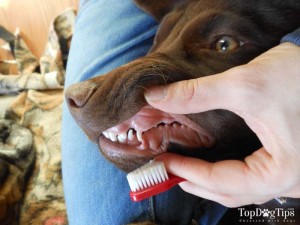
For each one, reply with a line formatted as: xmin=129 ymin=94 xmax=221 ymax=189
xmin=62 ymin=1 xmax=226 ymax=224
xmin=281 ymin=27 xmax=300 ymax=46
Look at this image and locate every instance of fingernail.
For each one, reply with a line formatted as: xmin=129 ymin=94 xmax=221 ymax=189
xmin=145 ymin=86 xmax=167 ymax=102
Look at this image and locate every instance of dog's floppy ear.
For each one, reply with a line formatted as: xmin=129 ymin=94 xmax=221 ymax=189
xmin=134 ymin=0 xmax=185 ymax=21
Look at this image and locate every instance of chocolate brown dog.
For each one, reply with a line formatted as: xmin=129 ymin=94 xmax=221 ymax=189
xmin=65 ymin=0 xmax=300 ymax=173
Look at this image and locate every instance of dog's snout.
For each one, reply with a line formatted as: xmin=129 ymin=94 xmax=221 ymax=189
xmin=65 ymin=81 xmax=97 ymax=108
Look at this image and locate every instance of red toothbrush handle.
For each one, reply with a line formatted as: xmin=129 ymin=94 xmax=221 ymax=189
xmin=129 ymin=174 xmax=186 ymax=202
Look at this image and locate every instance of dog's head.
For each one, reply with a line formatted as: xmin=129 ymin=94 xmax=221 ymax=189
xmin=65 ymin=0 xmax=300 ymax=172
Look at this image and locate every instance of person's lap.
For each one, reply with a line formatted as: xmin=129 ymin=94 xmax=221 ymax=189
xmin=62 ymin=1 xmax=226 ymax=224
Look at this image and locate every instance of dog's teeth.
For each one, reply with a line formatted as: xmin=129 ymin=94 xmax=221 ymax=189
xmin=103 ymin=131 xmax=109 ymax=138
xmin=128 ymin=129 xmax=134 ymax=141
xmin=137 ymin=131 xmax=143 ymax=142
xmin=138 ymin=143 xmax=147 ymax=151
xmin=118 ymin=132 xmax=127 ymax=143
xmin=109 ymin=132 xmax=117 ymax=142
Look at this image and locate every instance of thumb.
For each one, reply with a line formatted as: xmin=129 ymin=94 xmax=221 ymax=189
xmin=154 ymin=150 xmax=278 ymax=206
xmin=144 ymin=67 xmax=252 ymax=115
xmin=155 ymin=150 xmax=273 ymax=193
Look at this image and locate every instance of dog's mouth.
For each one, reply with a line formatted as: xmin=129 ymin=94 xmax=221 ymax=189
xmin=99 ymin=105 xmax=215 ymax=171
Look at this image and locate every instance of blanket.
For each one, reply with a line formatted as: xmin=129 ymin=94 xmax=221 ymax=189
xmin=0 ymin=8 xmax=76 ymax=225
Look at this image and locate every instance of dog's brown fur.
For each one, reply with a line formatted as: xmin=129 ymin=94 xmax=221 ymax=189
xmin=65 ymin=1 xmax=300 ymax=224
xmin=66 ymin=0 xmax=300 ymax=172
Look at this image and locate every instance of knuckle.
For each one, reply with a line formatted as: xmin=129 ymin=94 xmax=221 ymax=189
xmin=227 ymin=65 xmax=267 ymax=111
xmin=178 ymin=79 xmax=198 ymax=102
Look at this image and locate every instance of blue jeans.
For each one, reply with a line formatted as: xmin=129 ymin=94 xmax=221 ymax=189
xmin=62 ymin=1 xmax=226 ymax=224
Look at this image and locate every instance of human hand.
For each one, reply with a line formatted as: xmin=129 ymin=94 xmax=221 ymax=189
xmin=144 ymin=43 xmax=300 ymax=207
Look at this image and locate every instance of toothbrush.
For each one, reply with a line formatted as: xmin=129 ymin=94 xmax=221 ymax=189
xmin=127 ymin=161 xmax=288 ymax=204
xmin=126 ymin=160 xmax=186 ymax=202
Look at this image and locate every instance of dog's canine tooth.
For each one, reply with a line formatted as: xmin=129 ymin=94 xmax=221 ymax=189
xmin=118 ymin=132 xmax=127 ymax=143
xmin=137 ymin=131 xmax=143 ymax=142
xmin=109 ymin=132 xmax=117 ymax=142
xmin=103 ymin=131 xmax=109 ymax=138
xmin=128 ymin=129 xmax=134 ymax=141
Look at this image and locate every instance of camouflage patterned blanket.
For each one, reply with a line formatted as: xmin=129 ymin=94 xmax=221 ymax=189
xmin=0 ymin=9 xmax=76 ymax=225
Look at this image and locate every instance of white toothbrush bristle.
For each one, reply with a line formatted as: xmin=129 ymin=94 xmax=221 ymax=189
xmin=126 ymin=160 xmax=169 ymax=192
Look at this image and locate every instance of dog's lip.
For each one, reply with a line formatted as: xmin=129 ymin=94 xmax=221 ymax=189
xmin=98 ymin=105 xmax=215 ymax=157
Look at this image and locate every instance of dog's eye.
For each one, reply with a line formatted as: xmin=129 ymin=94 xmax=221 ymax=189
xmin=212 ymin=36 xmax=242 ymax=52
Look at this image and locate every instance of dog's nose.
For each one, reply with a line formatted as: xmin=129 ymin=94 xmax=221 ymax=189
xmin=65 ymin=81 xmax=97 ymax=108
